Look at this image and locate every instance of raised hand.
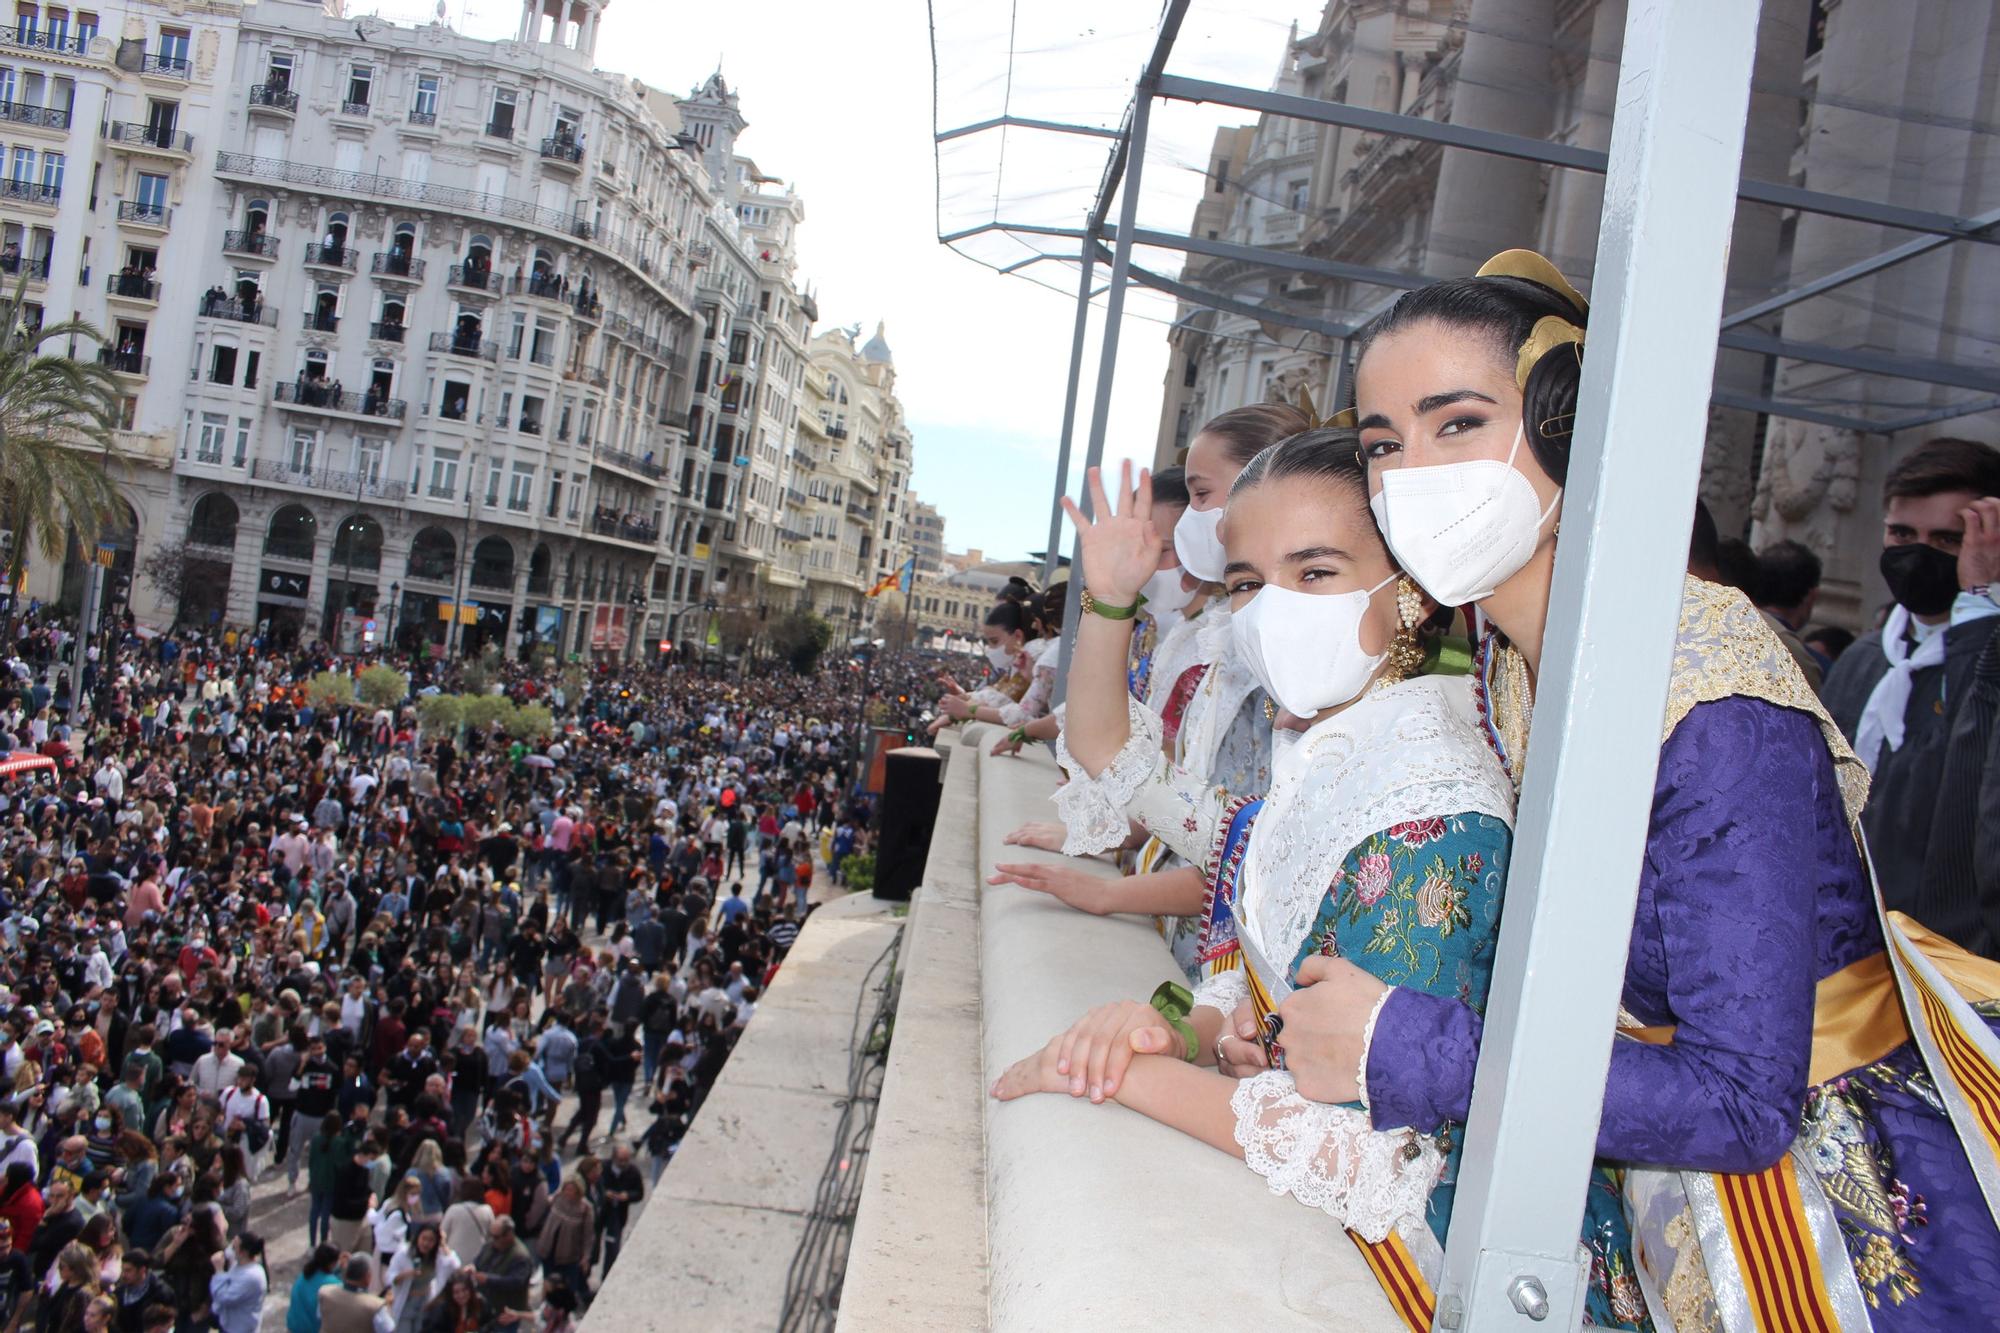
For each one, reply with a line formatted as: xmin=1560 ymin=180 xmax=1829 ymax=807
xmin=1060 ymin=462 xmax=1159 ymax=607
xmin=1961 ymin=497 xmax=2000 ymax=592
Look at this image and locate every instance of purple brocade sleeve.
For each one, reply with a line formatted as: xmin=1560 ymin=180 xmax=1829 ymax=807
xmin=1368 ymin=697 xmax=1837 ymax=1172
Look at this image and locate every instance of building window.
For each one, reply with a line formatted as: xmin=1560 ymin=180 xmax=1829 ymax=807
xmin=430 ymin=449 xmax=459 ymax=498
xmin=209 ymin=344 xmax=236 ymax=385
xmin=413 ymin=73 xmax=439 ymax=121
xmin=357 ymin=438 xmax=384 ymax=484
xmin=7 ymin=147 xmax=29 ymax=183
xmin=487 ymin=88 xmax=516 ymax=139
xmin=194 ymin=412 xmax=225 ymax=463
xmin=545 ymin=471 xmax=562 ymax=518
xmin=265 ymin=51 xmax=293 ymax=90
xmin=155 ymin=27 xmax=189 ymax=73
xmin=484 ymin=462 xmax=501 ymax=507
xmin=288 ymin=428 xmax=317 ymax=473
xmin=134 ymin=170 xmax=166 ymax=215
xmin=233 ymin=418 xmax=250 ymax=466
xmin=507 ymin=464 xmax=534 ymax=513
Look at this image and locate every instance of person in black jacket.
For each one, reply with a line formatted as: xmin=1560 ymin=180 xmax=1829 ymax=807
xmin=554 ymin=1021 xmax=608 ymax=1155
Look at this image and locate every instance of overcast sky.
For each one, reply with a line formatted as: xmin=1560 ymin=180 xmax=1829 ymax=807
xmin=364 ymin=0 xmax=1309 ymax=561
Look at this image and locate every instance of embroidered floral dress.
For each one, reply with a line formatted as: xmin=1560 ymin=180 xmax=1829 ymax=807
xmin=1055 ymin=674 xmax=1516 ymax=1244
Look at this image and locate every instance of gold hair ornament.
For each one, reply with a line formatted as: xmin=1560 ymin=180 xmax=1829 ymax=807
xmin=1476 ymin=249 xmax=1588 ymax=390
xmin=1292 ymin=387 xmax=1358 ymax=432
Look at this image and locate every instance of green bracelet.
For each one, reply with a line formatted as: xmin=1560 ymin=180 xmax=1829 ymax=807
xmin=1080 ymin=588 xmax=1140 ymax=621
xmin=1007 ymin=727 xmax=1028 ymax=745
xmin=1149 ymin=980 xmax=1199 ymax=1062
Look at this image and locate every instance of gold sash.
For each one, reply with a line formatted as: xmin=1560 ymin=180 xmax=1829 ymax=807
xmin=1624 ymin=912 xmax=2000 ymax=1085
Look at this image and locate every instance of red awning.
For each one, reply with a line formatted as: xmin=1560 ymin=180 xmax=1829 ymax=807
xmin=0 ymin=752 xmax=56 ymax=777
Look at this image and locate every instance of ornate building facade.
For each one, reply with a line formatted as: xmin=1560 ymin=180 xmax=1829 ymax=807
xmin=9 ymin=0 xmax=924 ymax=657
xmin=1153 ymin=0 xmax=1998 ymax=629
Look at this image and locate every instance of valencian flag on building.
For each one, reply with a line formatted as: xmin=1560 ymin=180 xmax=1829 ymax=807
xmin=866 ymin=557 xmax=915 ymax=599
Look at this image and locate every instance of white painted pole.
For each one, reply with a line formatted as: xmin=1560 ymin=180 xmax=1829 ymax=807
xmin=1438 ymin=1 xmax=1763 ymax=1327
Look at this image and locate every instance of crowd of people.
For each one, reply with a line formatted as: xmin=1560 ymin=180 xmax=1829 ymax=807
xmin=934 ymin=247 xmax=2000 ymax=1331
xmin=0 ymin=618 xmax=930 ymax=1333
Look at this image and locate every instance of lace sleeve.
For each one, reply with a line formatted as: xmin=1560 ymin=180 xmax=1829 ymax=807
xmin=1053 ymin=698 xmax=1225 ymax=859
xmin=1191 ymin=968 xmax=1249 ymax=1019
xmin=1230 ymin=1070 xmax=1444 ymax=1244
xmin=998 ymin=657 xmax=1057 ymax=727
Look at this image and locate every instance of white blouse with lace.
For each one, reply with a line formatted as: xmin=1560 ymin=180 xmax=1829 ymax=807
xmin=970 ymin=637 xmax=1057 ymax=728
xmin=1054 ymin=675 xmax=1515 ymax=1239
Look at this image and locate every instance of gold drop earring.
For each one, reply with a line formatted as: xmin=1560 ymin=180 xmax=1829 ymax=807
xmin=1387 ymin=576 xmax=1427 ymax=681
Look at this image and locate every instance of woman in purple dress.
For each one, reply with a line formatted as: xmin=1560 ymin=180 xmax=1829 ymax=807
xmin=1256 ymin=250 xmax=2000 ymax=1330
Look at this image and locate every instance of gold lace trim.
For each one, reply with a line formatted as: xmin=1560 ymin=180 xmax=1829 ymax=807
xmin=1661 ymin=576 xmax=1870 ymax=824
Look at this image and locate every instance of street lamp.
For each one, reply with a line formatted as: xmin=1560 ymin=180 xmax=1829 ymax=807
xmin=627 ymin=586 xmax=646 ymax=666
xmin=387 ymin=579 xmax=401 ymax=654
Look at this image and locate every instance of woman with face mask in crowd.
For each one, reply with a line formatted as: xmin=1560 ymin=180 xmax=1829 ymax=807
xmin=995 ymin=406 xmax=1303 ymax=980
xmin=928 ymin=594 xmax=1058 ymax=737
xmin=1260 ymin=250 xmax=2000 ymax=1329
xmin=992 ymin=436 xmax=1516 ymax=1255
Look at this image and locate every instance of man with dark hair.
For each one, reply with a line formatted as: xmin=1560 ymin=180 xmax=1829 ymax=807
xmin=1824 ymin=437 xmax=2000 ymax=954
xmin=1755 ymin=538 xmax=1826 ymax=690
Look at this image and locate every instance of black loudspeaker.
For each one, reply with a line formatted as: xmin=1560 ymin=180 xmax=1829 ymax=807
xmin=874 ymin=746 xmax=943 ymax=901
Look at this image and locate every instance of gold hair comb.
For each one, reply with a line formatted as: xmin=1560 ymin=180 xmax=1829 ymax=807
xmin=1477 ymin=250 xmax=1587 ymax=389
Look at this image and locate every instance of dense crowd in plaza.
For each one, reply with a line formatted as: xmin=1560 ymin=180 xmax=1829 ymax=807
xmin=0 ymin=619 xmax=931 ymax=1333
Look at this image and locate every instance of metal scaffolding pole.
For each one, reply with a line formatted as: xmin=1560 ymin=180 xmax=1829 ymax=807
xmin=1052 ymin=89 xmax=1154 ymax=700
xmin=1041 ymin=247 xmax=1098 ymax=586
xmin=1440 ymin=0 xmax=1761 ymax=1325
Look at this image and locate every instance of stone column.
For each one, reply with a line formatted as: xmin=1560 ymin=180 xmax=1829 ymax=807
xmin=1701 ymin=0 xmax=1811 ymax=539
xmin=1423 ymin=0 xmax=1556 ymax=273
xmin=1544 ymin=0 xmax=1626 ymax=274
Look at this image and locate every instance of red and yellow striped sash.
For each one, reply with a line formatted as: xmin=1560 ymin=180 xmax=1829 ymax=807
xmin=1900 ymin=938 xmax=2000 ymax=1161
xmin=1713 ymin=1157 xmax=1839 ymax=1333
xmin=1348 ymin=1230 xmax=1436 ymax=1333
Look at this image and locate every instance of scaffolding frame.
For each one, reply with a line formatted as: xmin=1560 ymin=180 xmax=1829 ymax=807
xmin=934 ymin=0 xmax=1997 ymax=1326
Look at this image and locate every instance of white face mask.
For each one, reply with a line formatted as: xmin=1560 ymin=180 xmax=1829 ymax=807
xmin=1230 ymin=573 xmax=1396 ymax=718
xmin=1369 ymin=423 xmax=1561 ymax=608
xmin=983 ymin=642 xmax=1015 ymax=671
xmin=1139 ymin=567 xmax=1194 ymax=621
xmin=1172 ymin=505 xmax=1227 ymax=584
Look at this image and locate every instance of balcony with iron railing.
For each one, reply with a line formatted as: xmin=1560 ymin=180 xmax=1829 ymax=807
xmin=0 ymin=255 xmax=48 ymax=282
xmin=303 ymin=243 xmax=357 ymax=271
xmin=368 ymin=320 xmax=406 ymax=343
xmin=429 ymin=332 xmax=498 ymax=361
xmin=371 ymin=251 xmax=425 ymax=281
xmin=593 ymin=445 xmax=665 ymax=481
xmin=406 ymin=553 xmax=453 ymax=580
xmin=274 ymin=381 xmax=408 ymax=419
xmin=247 ymin=84 xmax=297 ymax=115
xmin=590 ymin=510 xmax=659 ymax=545
xmin=105 ymin=272 xmax=156 ymax=303
xmin=0 ymin=28 xmax=98 ymax=59
xmin=303 ymin=310 xmax=339 ymax=334
xmin=213 ymin=152 xmax=685 ymax=309
xmin=407 ymin=107 xmax=437 ymax=128
xmin=539 ymin=135 xmax=584 ymax=168
xmin=0 ymin=101 xmax=67 ymax=131
xmin=0 ymin=178 xmax=58 ymax=208
xmin=250 ymin=458 xmax=409 ymax=502
xmin=222 ymin=229 xmax=277 ymax=258
xmin=96 ymin=347 xmax=148 ymax=377
xmin=447 ymin=262 xmax=495 ymax=292
xmin=485 ymin=120 xmax=514 ymax=141
xmin=469 ymin=563 xmax=515 ymax=591
xmin=115 ymin=200 xmax=169 ymax=228
xmin=197 ymin=293 xmax=275 ymax=326
xmin=104 ymin=121 xmax=191 ymax=155
xmin=339 ymin=99 xmax=370 ymax=118
xmin=569 ymin=290 xmax=602 ymax=320
xmin=139 ymin=53 xmax=190 ymax=79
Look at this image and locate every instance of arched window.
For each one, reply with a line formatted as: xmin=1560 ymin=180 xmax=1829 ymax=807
xmin=187 ymin=493 xmax=239 ymax=549
xmin=264 ymin=504 xmax=317 ymax=561
xmin=407 ymin=526 xmax=456 ymax=582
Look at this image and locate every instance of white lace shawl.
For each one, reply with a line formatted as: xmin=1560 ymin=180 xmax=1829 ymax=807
xmin=1234 ymin=676 xmax=1513 ymax=1005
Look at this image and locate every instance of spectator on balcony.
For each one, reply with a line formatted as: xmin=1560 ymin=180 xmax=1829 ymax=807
xmin=0 ymin=241 xmax=18 ymax=274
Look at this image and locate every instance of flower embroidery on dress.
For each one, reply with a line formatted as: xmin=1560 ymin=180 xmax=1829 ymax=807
xmin=1388 ymin=817 xmax=1448 ymax=849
